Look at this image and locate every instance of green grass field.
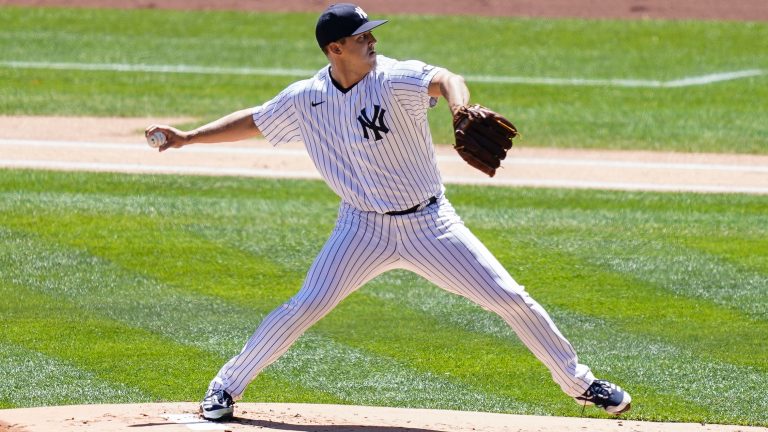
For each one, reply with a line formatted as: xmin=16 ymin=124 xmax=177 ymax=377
xmin=1 ymin=6 xmax=767 ymax=153
xmin=1 ymin=170 xmax=766 ymax=426
xmin=1 ymin=5 xmax=767 ymax=428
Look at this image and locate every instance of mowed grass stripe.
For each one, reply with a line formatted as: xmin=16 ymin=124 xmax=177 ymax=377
xmin=466 ymin=204 xmax=768 ymax=319
xmin=191 ymin=218 xmax=768 ymax=319
xmin=0 ymin=218 xmax=640 ymax=415
xmin=178 ymin=192 xmax=767 ymax=370
xmin=197 ymin=224 xmax=765 ymax=422
xmin=0 ymin=282 xmax=215 ymax=403
xmin=2 ymin=8 xmax=767 ymax=153
xmin=679 ymin=235 xmax=768 ymax=276
xmin=27 ymin=189 xmax=765 ymax=367
xmin=473 ymin=222 xmax=767 ymax=371
xmin=362 ymin=273 xmax=767 ymax=425
xmin=2 ymin=170 xmax=767 ymax=425
xmin=3 ymin=8 xmax=764 ymax=78
xmin=4 ymin=170 xmax=760 ymax=350
xmin=269 ymin=333 xmax=540 ymax=414
xmin=0 ymin=67 xmax=292 ymax=122
xmin=0 ymin=194 xmax=323 ymax=309
xmin=0 ymin=227 xmax=273 ymax=353
xmin=0 ymin=341 xmax=149 ymax=408
xmin=0 ymin=190 xmax=593 ymax=414
xmin=1 ymin=231 xmax=761 ymax=423
xmin=537 ymin=235 xmax=767 ymax=318
xmin=0 ymin=8 xmax=324 ymax=70
xmin=0 ymin=226 xmax=540 ymax=413
xmin=0 ymin=227 xmax=347 ymax=406
xmin=163 ymin=223 xmax=765 ymax=421
xmin=0 ymin=170 xmax=337 ymax=208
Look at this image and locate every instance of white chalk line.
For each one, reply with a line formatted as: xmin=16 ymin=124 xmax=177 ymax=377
xmin=1 ymin=60 xmax=765 ymax=87
xmin=3 ymin=139 xmax=766 ymax=174
xmin=468 ymin=69 xmax=766 ymax=87
xmin=3 ymin=159 xmax=766 ymax=194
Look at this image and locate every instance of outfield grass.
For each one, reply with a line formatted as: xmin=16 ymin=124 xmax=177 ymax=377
xmin=1 ymin=7 xmax=767 ymax=153
xmin=0 ymin=169 xmax=766 ymax=426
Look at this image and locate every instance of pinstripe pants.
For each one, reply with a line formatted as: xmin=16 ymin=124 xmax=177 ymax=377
xmin=209 ymin=196 xmax=595 ymax=399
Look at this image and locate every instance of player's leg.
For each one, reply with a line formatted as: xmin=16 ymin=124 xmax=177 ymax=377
xmin=399 ymin=198 xmax=631 ymax=413
xmin=202 ymin=206 xmax=398 ymax=418
xmin=398 ymin=198 xmax=595 ymax=397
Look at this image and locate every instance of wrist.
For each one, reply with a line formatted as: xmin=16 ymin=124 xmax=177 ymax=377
xmin=182 ymin=130 xmax=197 ymax=145
xmin=450 ymin=103 xmax=466 ymax=116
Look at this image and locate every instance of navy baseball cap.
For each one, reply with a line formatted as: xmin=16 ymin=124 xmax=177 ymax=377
xmin=315 ymin=3 xmax=388 ymax=48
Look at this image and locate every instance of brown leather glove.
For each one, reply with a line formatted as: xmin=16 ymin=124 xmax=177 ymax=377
xmin=453 ymin=104 xmax=519 ymax=177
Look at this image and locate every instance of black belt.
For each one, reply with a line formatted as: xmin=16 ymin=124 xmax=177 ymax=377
xmin=385 ymin=196 xmax=438 ymax=216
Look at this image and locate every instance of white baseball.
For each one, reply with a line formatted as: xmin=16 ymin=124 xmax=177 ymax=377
xmin=147 ymin=131 xmax=167 ymax=148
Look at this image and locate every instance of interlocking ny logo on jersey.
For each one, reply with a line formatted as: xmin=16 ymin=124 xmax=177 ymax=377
xmin=357 ymin=105 xmax=389 ymax=140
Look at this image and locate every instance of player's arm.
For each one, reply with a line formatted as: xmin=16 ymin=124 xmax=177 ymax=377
xmin=146 ymin=108 xmax=261 ymax=152
xmin=428 ymin=69 xmax=470 ymax=116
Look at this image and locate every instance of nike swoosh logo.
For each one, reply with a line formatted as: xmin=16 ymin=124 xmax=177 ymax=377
xmin=311 ymin=101 xmax=325 ymax=107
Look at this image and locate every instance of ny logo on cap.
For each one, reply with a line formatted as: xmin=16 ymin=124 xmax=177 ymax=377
xmin=354 ymin=6 xmax=368 ymax=19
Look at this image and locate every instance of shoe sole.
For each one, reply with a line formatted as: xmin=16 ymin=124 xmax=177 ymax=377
xmin=200 ymin=407 xmax=234 ymax=421
xmin=575 ymin=393 xmax=632 ymax=415
xmin=604 ymin=393 xmax=632 ymax=415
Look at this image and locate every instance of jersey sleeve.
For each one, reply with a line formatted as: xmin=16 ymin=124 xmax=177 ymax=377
xmin=251 ymin=82 xmax=304 ymax=146
xmin=389 ymin=60 xmax=443 ymax=121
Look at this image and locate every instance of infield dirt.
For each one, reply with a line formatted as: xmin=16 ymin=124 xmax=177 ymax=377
xmin=3 ymin=403 xmax=768 ymax=432
xmin=2 ymin=115 xmax=767 ymax=194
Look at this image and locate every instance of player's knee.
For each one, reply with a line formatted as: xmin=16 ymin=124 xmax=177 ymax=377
xmin=281 ymin=294 xmax=337 ymax=316
xmin=482 ymin=284 xmax=533 ymax=312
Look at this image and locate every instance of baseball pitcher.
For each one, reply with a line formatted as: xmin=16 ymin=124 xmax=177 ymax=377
xmin=146 ymin=3 xmax=631 ymax=421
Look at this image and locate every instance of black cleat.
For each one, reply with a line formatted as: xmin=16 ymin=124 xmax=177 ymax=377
xmin=200 ymin=389 xmax=235 ymax=421
xmin=575 ymin=379 xmax=632 ymax=415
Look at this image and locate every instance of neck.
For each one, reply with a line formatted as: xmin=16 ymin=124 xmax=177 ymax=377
xmin=328 ymin=59 xmax=372 ymax=89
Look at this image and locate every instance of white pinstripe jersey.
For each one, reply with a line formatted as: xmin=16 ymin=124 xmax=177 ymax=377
xmin=252 ymin=55 xmax=445 ymax=213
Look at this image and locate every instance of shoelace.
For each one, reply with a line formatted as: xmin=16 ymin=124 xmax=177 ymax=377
xmin=590 ymin=382 xmax=613 ymax=401
xmin=579 ymin=381 xmax=613 ymax=416
xmin=203 ymin=390 xmax=227 ymax=408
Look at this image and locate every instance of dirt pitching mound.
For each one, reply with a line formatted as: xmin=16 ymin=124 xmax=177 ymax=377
xmin=2 ymin=403 xmax=766 ymax=432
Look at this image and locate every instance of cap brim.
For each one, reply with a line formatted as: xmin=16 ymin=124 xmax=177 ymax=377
xmin=352 ymin=19 xmax=388 ymax=36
